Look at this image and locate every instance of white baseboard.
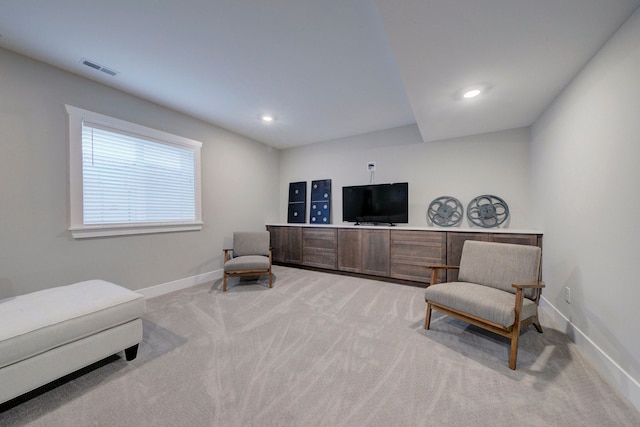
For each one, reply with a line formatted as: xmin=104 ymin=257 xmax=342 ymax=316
xmin=137 ymin=269 xmax=223 ymax=299
xmin=540 ymin=296 xmax=640 ymax=412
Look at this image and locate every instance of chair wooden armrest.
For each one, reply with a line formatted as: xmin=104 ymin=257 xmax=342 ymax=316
xmin=223 ymin=248 xmax=233 ymax=262
xmin=512 ymin=281 xmax=545 ymax=305
xmin=427 ymin=265 xmax=460 ymax=286
xmin=512 ymin=281 xmax=545 ymax=289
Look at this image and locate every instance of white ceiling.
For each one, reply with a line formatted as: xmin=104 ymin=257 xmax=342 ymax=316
xmin=1 ymin=0 xmax=638 ymax=149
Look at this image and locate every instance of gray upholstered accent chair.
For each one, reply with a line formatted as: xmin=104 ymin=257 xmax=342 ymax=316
xmin=424 ymin=240 xmax=544 ymax=370
xmin=223 ymin=231 xmax=272 ymax=292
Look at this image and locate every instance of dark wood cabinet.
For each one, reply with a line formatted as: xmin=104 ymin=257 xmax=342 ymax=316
xmin=390 ymin=230 xmax=446 ymax=283
xmin=490 ymin=233 xmax=540 ymax=247
xmin=268 ymin=225 xmax=285 ymax=262
xmin=267 ymin=225 xmax=302 ymax=264
xmin=284 ymin=226 xmax=303 ymax=264
xmin=337 ymin=228 xmax=362 ymax=272
xmin=361 ymin=229 xmax=390 ymax=277
xmin=337 ymin=229 xmax=389 ymax=276
xmin=268 ymin=225 xmax=542 ymax=285
xmin=302 ymin=228 xmax=337 ymax=269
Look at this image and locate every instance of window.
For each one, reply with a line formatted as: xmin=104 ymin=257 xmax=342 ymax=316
xmin=67 ymin=105 xmax=203 ymax=238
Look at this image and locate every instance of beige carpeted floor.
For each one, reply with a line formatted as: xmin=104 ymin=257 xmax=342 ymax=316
xmin=1 ymin=265 xmax=639 ymax=426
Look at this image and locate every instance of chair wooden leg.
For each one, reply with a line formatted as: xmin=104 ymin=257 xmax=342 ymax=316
xmin=223 ymin=274 xmax=227 ymax=292
xmin=424 ymin=303 xmax=432 ymax=330
xmin=509 ymin=323 xmax=522 ymax=370
xmin=268 ymin=272 xmax=272 ymax=288
xmin=509 ymin=336 xmax=519 ymax=370
xmin=532 ymin=317 xmax=543 ymax=333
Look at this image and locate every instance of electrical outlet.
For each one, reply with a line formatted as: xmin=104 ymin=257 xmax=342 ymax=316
xmin=565 ymin=286 xmax=571 ymax=304
xmin=367 ymin=161 xmax=376 ymax=172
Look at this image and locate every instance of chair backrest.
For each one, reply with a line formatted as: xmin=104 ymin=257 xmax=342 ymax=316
xmin=458 ymin=241 xmax=541 ymax=298
xmin=233 ymin=231 xmax=270 ymax=257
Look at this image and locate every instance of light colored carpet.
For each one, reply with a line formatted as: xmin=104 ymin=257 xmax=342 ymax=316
xmin=1 ymin=265 xmax=639 ymax=426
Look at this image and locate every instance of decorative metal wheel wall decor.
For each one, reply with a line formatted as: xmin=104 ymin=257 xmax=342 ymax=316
xmin=427 ymin=196 xmax=464 ymax=227
xmin=466 ymin=195 xmax=509 ymax=228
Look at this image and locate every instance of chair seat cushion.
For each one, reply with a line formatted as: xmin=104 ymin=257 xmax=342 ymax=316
xmin=424 ymin=282 xmax=537 ymax=328
xmin=224 ymin=255 xmax=270 ymax=272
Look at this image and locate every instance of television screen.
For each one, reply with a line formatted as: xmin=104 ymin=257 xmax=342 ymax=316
xmin=342 ymin=183 xmax=408 ymax=225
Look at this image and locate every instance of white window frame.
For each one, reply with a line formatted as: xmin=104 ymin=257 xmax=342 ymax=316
xmin=66 ymin=105 xmax=203 ymax=238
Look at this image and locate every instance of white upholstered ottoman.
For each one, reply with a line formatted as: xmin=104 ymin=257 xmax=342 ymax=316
xmin=0 ymin=280 xmax=145 ymax=404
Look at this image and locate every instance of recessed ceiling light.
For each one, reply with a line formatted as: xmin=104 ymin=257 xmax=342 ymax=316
xmin=463 ymin=89 xmax=482 ymax=99
xmin=457 ymin=84 xmax=492 ymax=100
xmin=261 ymin=114 xmax=275 ymax=123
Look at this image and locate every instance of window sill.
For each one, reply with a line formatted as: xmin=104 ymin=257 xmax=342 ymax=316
xmin=69 ymin=222 xmax=203 ymax=239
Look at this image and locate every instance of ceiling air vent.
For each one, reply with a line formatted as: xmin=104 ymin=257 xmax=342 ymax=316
xmin=80 ymin=58 xmax=119 ymax=77
xmin=100 ymin=67 xmax=117 ymax=76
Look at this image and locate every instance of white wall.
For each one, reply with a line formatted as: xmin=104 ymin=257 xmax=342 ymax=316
xmin=531 ymin=8 xmax=640 ymax=406
xmin=0 ymin=48 xmax=280 ymax=297
xmin=280 ymin=125 xmax=534 ymax=229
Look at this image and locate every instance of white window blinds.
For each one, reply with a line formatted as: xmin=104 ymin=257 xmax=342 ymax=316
xmin=82 ymin=122 xmax=196 ymax=225
xmin=67 ymin=105 xmax=203 ymax=238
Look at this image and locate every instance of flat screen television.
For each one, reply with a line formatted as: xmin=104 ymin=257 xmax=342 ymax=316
xmin=342 ymin=183 xmax=409 ymax=225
